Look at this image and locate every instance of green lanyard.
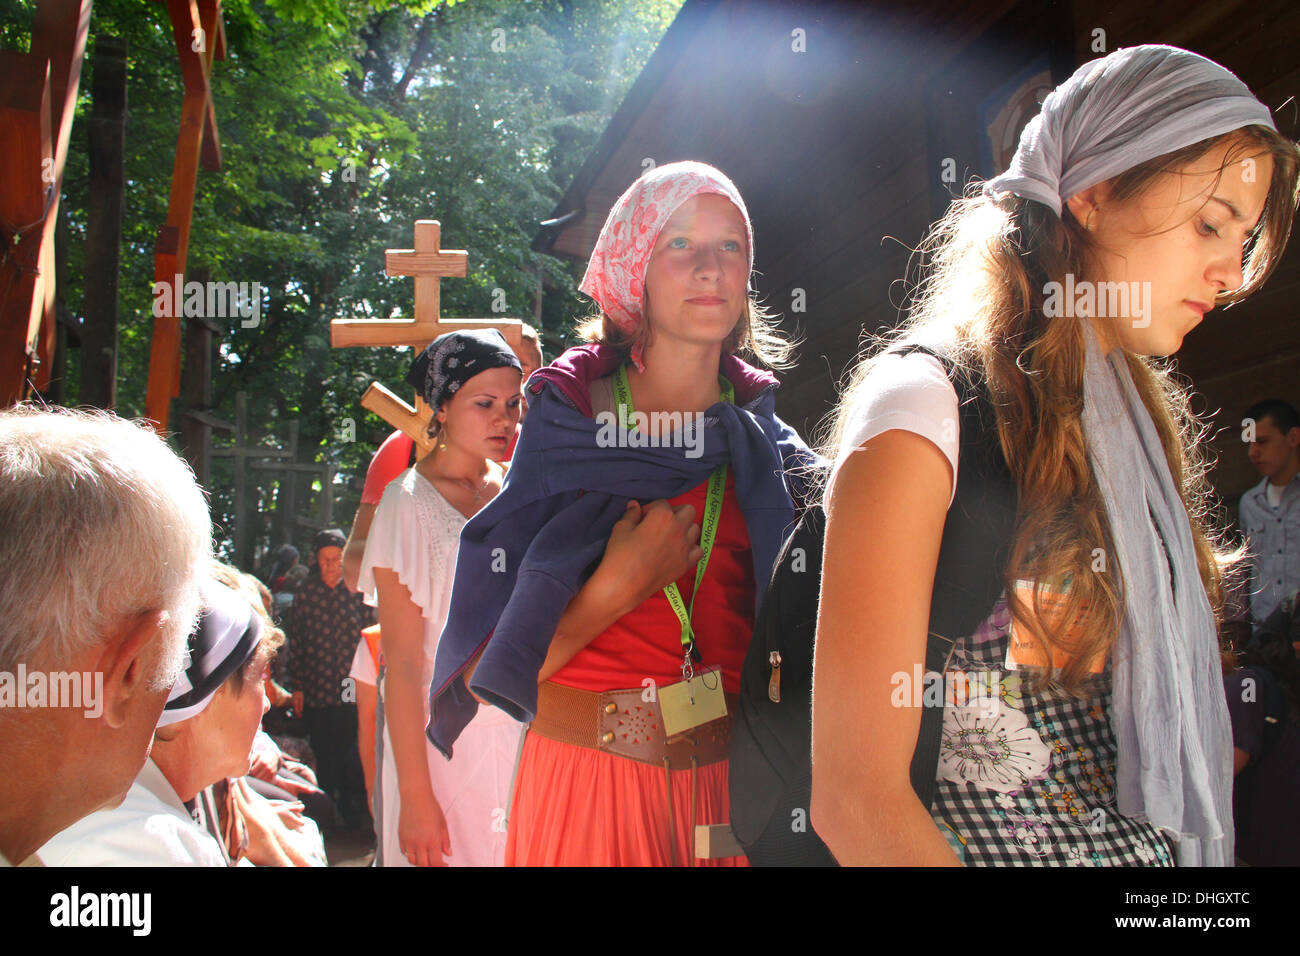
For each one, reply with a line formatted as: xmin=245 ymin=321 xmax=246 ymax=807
xmin=612 ymin=363 xmax=732 ymax=676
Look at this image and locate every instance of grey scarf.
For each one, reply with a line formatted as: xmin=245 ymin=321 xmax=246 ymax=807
xmin=985 ymin=45 xmax=1275 ymax=215
xmin=1082 ymin=324 xmax=1233 ymax=866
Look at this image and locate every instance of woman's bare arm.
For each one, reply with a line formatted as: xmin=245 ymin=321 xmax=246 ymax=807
xmin=342 ymin=502 xmax=378 ymax=593
xmin=374 ymin=566 xmax=449 ymax=866
xmin=355 ymin=679 xmax=378 ymax=808
xmin=811 ymin=429 xmax=961 ymax=865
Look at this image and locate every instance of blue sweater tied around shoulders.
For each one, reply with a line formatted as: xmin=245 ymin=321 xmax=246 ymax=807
xmin=425 ymin=343 xmax=822 ymax=758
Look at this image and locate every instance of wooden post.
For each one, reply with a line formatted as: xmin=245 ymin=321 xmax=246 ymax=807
xmin=144 ymin=0 xmax=225 ymax=432
xmin=250 ymin=459 xmax=337 ymax=531
xmin=180 ymin=311 xmax=221 ymax=484
xmin=0 ymin=0 xmax=95 ymax=403
xmin=0 ymin=54 xmax=52 ymax=402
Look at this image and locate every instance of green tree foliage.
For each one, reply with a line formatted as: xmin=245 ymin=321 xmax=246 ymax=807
xmin=1 ymin=0 xmax=680 ymax=568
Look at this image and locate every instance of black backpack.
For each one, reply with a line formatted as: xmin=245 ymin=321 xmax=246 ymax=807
xmin=729 ymin=345 xmax=1019 ymax=865
xmin=1240 ymin=608 xmax=1300 ymax=757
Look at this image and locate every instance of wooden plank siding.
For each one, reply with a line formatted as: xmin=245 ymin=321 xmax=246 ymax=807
xmin=538 ymin=0 xmax=1300 ymax=505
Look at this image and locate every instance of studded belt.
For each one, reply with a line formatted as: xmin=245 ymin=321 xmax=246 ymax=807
xmin=531 ymin=680 xmax=735 ymax=770
xmin=530 ymin=680 xmax=737 ymax=865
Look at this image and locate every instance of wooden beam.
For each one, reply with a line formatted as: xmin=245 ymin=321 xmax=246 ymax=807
xmin=197 ymin=0 xmax=222 ymax=172
xmin=80 ymin=34 xmax=129 ymax=410
xmin=145 ymin=0 xmax=225 ymax=428
xmin=28 ymin=0 xmax=94 ymax=393
xmin=0 ymin=0 xmax=93 ymax=401
xmin=29 ymin=0 xmax=92 ymax=185
xmin=360 ymin=382 xmax=437 ymax=460
xmin=331 ymin=315 xmax=525 ymax=350
xmin=0 ymin=52 xmax=51 ymax=403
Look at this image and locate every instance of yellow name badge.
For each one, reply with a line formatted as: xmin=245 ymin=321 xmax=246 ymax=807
xmin=658 ymin=666 xmax=728 ymax=738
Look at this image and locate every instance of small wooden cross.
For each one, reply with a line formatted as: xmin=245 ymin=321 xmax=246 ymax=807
xmin=333 ymin=219 xmax=527 ymax=447
xmin=249 ymin=458 xmax=337 ymax=530
xmin=331 ymin=220 xmax=523 ymax=350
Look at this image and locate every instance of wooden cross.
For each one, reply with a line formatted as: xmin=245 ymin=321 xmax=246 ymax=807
xmin=332 ymin=219 xmax=526 ymax=447
xmin=0 ymin=0 xmax=94 ymax=404
xmin=331 ymin=220 xmax=524 ymax=350
xmin=210 ymin=391 xmax=294 ymax=566
xmin=249 ymin=458 xmax=337 ymax=531
xmin=360 ymin=384 xmax=437 ymax=460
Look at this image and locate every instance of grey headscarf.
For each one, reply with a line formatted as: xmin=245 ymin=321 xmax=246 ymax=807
xmin=996 ymin=45 xmax=1276 ymax=866
xmin=985 ymin=44 xmax=1275 ymax=216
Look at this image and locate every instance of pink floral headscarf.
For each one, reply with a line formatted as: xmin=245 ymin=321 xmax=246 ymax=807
xmin=579 ymin=160 xmax=753 ymax=371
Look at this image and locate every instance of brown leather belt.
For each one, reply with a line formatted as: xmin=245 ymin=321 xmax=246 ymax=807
xmin=530 ymin=680 xmax=739 ymax=865
xmin=531 ymin=680 xmax=736 ymax=771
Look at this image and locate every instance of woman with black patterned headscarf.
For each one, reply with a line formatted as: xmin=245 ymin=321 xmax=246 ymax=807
xmin=357 ymin=329 xmax=525 ymax=866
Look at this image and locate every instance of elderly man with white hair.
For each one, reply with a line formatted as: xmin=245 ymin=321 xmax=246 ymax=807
xmin=39 ymin=575 xmax=321 ymax=866
xmin=0 ymin=405 xmax=212 ymax=866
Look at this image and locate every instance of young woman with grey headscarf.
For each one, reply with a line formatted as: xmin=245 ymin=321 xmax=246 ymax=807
xmin=813 ymin=44 xmax=1298 ymax=866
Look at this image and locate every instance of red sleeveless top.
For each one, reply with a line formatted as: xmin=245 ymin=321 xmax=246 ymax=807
xmin=550 ymin=470 xmax=755 ymax=696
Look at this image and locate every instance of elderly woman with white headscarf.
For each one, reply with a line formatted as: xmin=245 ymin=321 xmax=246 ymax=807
xmin=813 ymin=44 xmax=1299 ymax=866
xmin=40 ymin=577 xmax=282 ymax=866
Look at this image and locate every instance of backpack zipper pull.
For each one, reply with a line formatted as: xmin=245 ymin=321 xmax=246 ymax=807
xmin=768 ymin=650 xmax=782 ymax=703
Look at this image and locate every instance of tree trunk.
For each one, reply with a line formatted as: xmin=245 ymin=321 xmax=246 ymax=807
xmin=79 ymin=35 xmax=127 ymax=409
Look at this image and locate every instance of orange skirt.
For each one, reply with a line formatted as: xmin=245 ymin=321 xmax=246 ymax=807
xmin=506 ymin=729 xmax=748 ymax=867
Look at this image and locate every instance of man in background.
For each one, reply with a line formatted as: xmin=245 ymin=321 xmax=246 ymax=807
xmin=1241 ymin=399 xmax=1300 ymax=625
xmin=288 ymin=528 xmax=375 ymax=831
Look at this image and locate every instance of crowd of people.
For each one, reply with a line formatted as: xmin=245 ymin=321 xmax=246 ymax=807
xmin=2 ymin=44 xmax=1298 ymax=868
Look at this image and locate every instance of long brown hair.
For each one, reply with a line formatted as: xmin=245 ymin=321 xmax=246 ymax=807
xmin=822 ymin=125 xmax=1300 ymax=693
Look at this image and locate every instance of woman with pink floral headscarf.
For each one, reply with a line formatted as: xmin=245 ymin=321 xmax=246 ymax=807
xmin=431 ymin=161 xmax=817 ymax=866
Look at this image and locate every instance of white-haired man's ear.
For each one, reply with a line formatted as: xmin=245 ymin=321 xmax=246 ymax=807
xmin=93 ymin=609 xmax=173 ymax=730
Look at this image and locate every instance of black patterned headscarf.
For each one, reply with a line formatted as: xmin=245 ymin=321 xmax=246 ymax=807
xmin=406 ymin=330 xmax=522 ymax=423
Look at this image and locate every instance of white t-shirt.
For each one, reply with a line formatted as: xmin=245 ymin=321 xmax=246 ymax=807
xmin=349 ymin=635 xmax=378 ymax=687
xmin=1267 ymin=481 xmax=1285 ymax=509
xmin=825 ymin=352 xmax=960 ymax=508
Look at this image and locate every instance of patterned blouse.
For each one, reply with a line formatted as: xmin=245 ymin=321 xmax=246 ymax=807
xmin=929 ymin=595 xmax=1176 ymax=866
xmin=289 ymin=572 xmax=377 ymax=709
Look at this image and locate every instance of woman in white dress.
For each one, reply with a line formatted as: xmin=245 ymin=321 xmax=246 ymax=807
xmin=359 ymin=329 xmax=525 ymax=866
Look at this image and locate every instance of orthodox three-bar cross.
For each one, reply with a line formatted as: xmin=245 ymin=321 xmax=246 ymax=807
xmin=332 ymin=220 xmax=524 ymax=456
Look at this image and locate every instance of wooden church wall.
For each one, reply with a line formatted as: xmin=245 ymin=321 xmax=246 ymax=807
xmin=543 ymin=0 xmax=1298 ymax=508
